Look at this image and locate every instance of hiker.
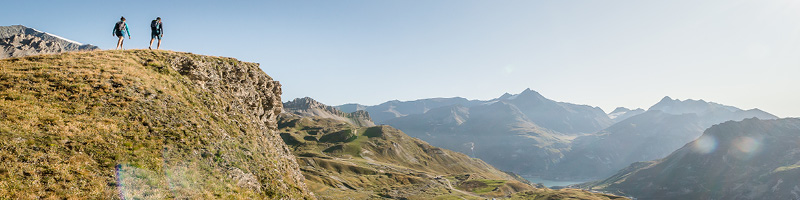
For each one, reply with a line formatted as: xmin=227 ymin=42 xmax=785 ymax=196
xmin=149 ymin=17 xmax=163 ymax=50
xmin=113 ymin=16 xmax=130 ymax=50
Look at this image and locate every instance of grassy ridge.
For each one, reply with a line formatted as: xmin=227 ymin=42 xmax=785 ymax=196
xmin=0 ymin=50 xmax=312 ymax=199
xmin=278 ymin=114 xmax=629 ymax=199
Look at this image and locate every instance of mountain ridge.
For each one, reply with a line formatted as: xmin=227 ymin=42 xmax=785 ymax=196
xmin=549 ymin=97 xmax=777 ymax=180
xmin=584 ymin=118 xmax=800 ymax=200
xmin=1 ymin=25 xmax=99 ymax=59
xmin=284 ymin=97 xmax=375 ymax=127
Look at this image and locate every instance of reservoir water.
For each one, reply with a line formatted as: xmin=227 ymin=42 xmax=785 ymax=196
xmin=523 ymin=177 xmax=593 ymax=188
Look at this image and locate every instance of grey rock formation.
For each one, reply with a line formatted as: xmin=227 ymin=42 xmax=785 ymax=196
xmin=165 ymin=53 xmax=312 ymax=197
xmin=0 ymin=25 xmax=98 ymax=59
xmin=284 ymin=97 xmax=375 ymax=127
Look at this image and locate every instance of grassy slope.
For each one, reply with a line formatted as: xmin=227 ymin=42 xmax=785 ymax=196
xmin=279 ymin=114 xmax=628 ymax=199
xmin=0 ymin=50 xmax=312 ymax=199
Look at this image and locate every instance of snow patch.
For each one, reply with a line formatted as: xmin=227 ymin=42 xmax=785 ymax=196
xmin=608 ymin=111 xmax=626 ymax=119
xmin=29 ymin=27 xmax=83 ymax=45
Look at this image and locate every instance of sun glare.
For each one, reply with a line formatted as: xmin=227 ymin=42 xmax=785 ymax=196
xmin=692 ymin=135 xmax=717 ymax=154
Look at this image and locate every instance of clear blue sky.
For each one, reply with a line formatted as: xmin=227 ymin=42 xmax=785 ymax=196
xmin=2 ymin=0 xmax=799 ymax=117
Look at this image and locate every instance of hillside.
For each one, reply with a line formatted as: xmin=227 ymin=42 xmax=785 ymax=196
xmin=584 ymin=118 xmax=800 ymax=200
xmin=0 ymin=50 xmax=312 ymax=199
xmin=549 ymin=97 xmax=778 ymax=180
xmin=1 ymin=25 xmax=98 ymax=59
xmin=279 ymin=98 xmax=627 ymax=199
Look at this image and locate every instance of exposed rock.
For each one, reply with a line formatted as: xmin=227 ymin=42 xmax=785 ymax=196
xmin=284 ymin=97 xmax=375 ymax=127
xmin=0 ymin=25 xmax=99 ymax=59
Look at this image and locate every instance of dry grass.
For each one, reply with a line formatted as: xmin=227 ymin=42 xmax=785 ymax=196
xmin=0 ymin=50 xmax=311 ymax=199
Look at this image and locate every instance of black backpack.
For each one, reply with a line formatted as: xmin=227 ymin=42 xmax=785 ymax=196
xmin=151 ymin=20 xmax=159 ymax=31
xmin=115 ymin=21 xmax=124 ymax=31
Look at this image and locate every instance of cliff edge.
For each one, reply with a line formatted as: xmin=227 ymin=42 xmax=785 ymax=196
xmin=0 ymin=50 xmax=313 ymax=199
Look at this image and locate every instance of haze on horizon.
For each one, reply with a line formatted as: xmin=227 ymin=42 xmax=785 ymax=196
xmin=1 ymin=0 xmax=798 ymax=117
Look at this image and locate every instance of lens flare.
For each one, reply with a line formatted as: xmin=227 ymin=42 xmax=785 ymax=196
xmin=692 ymin=135 xmax=717 ymax=154
xmin=734 ymin=136 xmax=761 ymax=153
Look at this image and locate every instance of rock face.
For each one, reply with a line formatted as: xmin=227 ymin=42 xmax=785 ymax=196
xmin=585 ymin=118 xmax=800 ymax=200
xmin=0 ymin=25 xmax=99 ymax=59
xmin=284 ymin=97 xmax=375 ymax=127
xmin=0 ymin=50 xmax=312 ymax=199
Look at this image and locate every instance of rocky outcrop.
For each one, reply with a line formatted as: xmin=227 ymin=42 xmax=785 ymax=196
xmin=284 ymin=97 xmax=375 ymax=127
xmin=0 ymin=25 xmax=98 ymax=59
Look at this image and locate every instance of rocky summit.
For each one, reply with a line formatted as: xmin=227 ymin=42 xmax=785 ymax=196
xmin=284 ymin=97 xmax=375 ymax=127
xmin=0 ymin=25 xmax=99 ymax=59
xmin=0 ymin=50 xmax=312 ymax=199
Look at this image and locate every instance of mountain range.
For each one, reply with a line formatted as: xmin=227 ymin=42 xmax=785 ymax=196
xmin=584 ymin=118 xmax=800 ymax=200
xmin=280 ymin=97 xmax=626 ymax=199
xmin=0 ymin=25 xmax=98 ymax=59
xmin=344 ymin=90 xmax=778 ymax=182
xmin=550 ymin=96 xmax=777 ymax=179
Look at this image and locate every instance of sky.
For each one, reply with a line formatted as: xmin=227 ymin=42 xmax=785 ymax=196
xmin=2 ymin=0 xmax=799 ymax=117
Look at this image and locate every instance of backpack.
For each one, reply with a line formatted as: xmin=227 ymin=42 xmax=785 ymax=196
xmin=115 ymin=21 xmax=125 ymax=31
xmin=150 ymin=20 xmax=158 ymax=30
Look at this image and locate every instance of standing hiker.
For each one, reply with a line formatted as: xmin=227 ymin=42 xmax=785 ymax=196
xmin=149 ymin=17 xmax=163 ymax=50
xmin=113 ymin=16 xmax=131 ymax=50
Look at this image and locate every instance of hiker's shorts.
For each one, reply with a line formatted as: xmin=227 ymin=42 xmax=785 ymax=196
xmin=115 ymin=31 xmax=125 ymax=37
xmin=151 ymin=32 xmax=161 ymax=40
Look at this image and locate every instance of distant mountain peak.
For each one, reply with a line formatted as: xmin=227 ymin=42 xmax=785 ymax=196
xmin=284 ymin=97 xmax=325 ymax=110
xmin=520 ymin=88 xmax=541 ymax=95
xmin=610 ymin=107 xmax=632 ymax=114
xmin=498 ymin=93 xmax=513 ymax=99
xmin=647 ymin=96 xmax=776 ymax=123
xmin=283 ymin=97 xmax=375 ymax=127
xmin=1 ymin=25 xmax=99 ymax=59
xmin=513 ymin=88 xmax=546 ymax=100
